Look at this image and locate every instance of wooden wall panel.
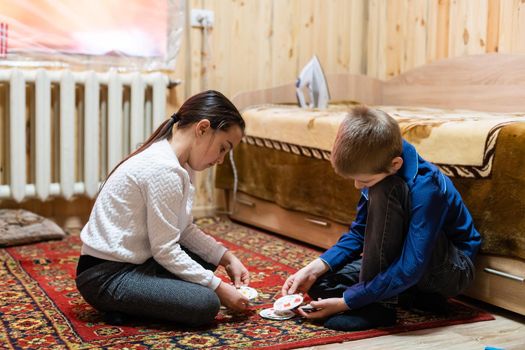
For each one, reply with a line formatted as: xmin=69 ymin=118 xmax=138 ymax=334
xmin=384 ymin=0 xmax=405 ymax=79
xmin=3 ymin=0 xmax=525 ymax=219
xmin=182 ymin=0 xmax=368 ymax=100
xmin=181 ymin=0 xmax=525 ymax=213
xmin=181 ymin=0 xmax=525 ymax=97
xmin=486 ymin=0 xmax=501 ymax=53
xmin=434 ymin=0 xmax=451 ymax=59
xmin=348 ymin=0 xmax=367 ymax=73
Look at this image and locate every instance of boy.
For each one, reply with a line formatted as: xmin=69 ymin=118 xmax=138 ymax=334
xmin=281 ymin=106 xmax=481 ymax=331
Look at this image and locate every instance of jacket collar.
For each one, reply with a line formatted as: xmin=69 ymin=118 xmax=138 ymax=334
xmin=398 ymin=140 xmax=418 ymax=184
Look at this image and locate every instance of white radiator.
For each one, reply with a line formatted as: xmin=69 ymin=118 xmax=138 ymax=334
xmin=0 ymin=69 xmax=169 ymax=202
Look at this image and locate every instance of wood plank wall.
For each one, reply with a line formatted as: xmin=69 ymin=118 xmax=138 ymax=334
xmin=3 ymin=0 xmax=525 ymax=222
xmin=175 ymin=0 xmax=525 ymax=98
xmin=173 ymin=0 xmax=525 ymax=212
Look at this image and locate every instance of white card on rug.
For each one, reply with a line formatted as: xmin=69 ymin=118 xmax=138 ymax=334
xmin=238 ymin=286 xmax=258 ymax=300
xmin=259 ymin=308 xmax=295 ymax=320
xmin=274 ymin=294 xmax=304 ymax=311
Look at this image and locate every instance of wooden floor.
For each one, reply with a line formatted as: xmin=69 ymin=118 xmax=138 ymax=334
xmin=301 ymin=298 xmax=525 ymax=350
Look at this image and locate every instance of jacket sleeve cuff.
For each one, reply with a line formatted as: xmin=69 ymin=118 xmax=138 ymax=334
xmin=343 ymin=283 xmax=371 ymax=310
xmin=343 ymin=290 xmax=354 ymax=309
xmin=319 ymin=249 xmax=343 ymax=270
xmin=318 ymin=257 xmax=333 ymax=271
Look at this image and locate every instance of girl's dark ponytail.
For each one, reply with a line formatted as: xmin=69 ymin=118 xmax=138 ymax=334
xmin=98 ymin=90 xmax=244 ymax=193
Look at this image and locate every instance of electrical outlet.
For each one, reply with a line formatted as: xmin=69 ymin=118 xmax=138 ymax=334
xmin=191 ymin=9 xmax=214 ymax=28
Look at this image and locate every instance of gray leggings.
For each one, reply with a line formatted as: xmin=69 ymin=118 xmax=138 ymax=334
xmin=75 ymin=250 xmax=220 ymax=327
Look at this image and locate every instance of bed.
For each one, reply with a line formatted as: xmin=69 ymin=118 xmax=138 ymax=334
xmin=216 ymin=53 xmax=525 ymax=316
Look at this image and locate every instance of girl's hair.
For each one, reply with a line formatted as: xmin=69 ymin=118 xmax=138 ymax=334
xmin=331 ymin=105 xmax=402 ymax=176
xmin=101 ymin=89 xmax=245 ymax=190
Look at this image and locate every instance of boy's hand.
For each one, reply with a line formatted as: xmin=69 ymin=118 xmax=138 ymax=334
xmin=215 ymin=281 xmax=250 ymax=312
xmin=220 ymin=251 xmax=250 ymax=287
xmin=297 ymin=297 xmax=349 ymax=319
xmin=281 ymin=258 xmax=329 ymax=296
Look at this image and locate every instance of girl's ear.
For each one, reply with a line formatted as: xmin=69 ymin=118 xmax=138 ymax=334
xmin=195 ymin=119 xmax=211 ymax=136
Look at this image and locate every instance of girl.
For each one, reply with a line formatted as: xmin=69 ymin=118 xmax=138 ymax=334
xmin=76 ymin=90 xmax=250 ymax=327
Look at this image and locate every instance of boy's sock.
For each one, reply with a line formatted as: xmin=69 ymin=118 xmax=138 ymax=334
xmin=398 ymin=290 xmax=449 ymax=315
xmin=414 ymin=292 xmax=449 ymax=315
xmin=323 ymin=303 xmax=397 ymax=331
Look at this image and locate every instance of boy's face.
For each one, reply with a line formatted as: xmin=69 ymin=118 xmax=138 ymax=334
xmin=346 ymin=156 xmax=404 ymax=190
xmin=348 ymin=172 xmax=391 ymax=190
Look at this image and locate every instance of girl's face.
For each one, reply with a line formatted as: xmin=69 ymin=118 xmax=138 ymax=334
xmin=188 ymin=120 xmax=243 ymax=171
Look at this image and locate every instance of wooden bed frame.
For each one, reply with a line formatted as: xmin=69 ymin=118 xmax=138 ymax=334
xmin=226 ymin=53 xmax=525 ymax=316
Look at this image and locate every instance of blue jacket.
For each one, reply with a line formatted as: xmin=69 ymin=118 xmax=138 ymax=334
xmin=319 ymin=140 xmax=482 ymax=309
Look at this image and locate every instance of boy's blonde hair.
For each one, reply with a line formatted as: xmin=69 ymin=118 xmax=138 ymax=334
xmin=331 ymin=106 xmax=402 ymax=176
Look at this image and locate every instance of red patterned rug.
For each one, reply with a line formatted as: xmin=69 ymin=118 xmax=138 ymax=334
xmin=1 ymin=217 xmax=493 ymax=349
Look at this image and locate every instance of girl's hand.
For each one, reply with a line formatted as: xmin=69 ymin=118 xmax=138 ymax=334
xmin=215 ymin=281 xmax=249 ymax=312
xmin=220 ymin=251 xmax=250 ymax=287
xmin=296 ymin=297 xmax=349 ymax=319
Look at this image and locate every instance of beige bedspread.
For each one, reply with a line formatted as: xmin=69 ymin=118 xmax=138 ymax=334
xmin=242 ymin=104 xmax=525 ymax=178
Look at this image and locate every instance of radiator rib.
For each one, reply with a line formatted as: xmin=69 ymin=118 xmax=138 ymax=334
xmin=0 ymin=69 xmax=168 ymax=201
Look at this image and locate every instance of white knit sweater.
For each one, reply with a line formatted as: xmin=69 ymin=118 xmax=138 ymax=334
xmin=80 ymin=139 xmax=226 ymax=290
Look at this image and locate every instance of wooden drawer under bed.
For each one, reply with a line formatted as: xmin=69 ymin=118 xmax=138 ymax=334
xmin=225 ymin=190 xmax=347 ymax=249
xmin=464 ymin=254 xmax=525 ymax=315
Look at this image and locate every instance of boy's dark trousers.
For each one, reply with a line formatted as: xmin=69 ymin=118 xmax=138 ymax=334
xmin=309 ymin=174 xmax=475 ymax=310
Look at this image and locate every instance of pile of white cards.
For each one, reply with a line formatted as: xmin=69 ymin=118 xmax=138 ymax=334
xmin=259 ymin=294 xmax=304 ymax=320
xmin=237 ymin=287 xmax=312 ymax=321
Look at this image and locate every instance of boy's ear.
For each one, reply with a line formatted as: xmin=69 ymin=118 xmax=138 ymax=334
xmin=391 ymin=156 xmax=404 ymax=172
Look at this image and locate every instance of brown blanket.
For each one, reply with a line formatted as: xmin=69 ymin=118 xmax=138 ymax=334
xmin=242 ymin=104 xmax=525 ymax=178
